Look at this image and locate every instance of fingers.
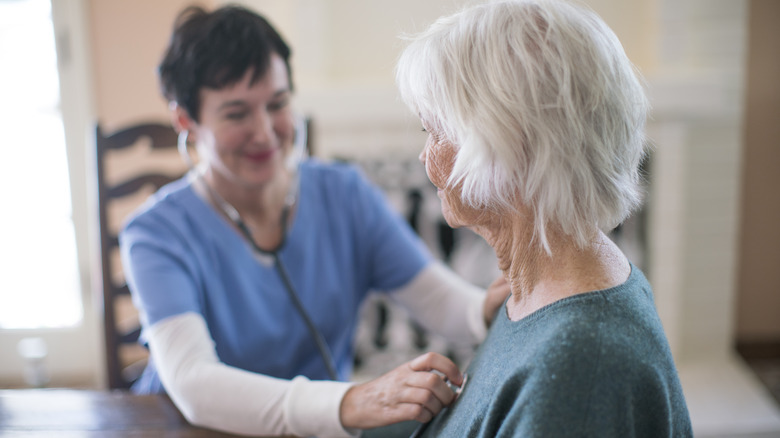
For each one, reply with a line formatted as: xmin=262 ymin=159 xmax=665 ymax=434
xmin=405 ymin=369 xmax=456 ymax=408
xmin=400 ymin=385 xmax=445 ymax=421
xmin=409 ymin=352 xmax=463 ymax=387
xmin=339 ymin=352 xmax=463 ymax=430
xmin=406 ymin=352 xmax=461 ymax=411
xmin=394 ymin=401 xmax=436 ymax=424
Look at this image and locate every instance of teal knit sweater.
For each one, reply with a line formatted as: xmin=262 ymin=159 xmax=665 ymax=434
xmin=418 ymin=265 xmax=692 ymax=437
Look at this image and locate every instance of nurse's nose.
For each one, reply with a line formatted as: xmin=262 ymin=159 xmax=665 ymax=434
xmin=251 ymin=110 xmax=274 ymax=145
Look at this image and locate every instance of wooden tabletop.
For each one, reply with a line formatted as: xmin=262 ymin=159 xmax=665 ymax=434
xmin=0 ymin=388 xmax=244 ymax=437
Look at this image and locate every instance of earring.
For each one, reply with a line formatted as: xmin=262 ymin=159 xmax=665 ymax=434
xmin=178 ymin=130 xmax=196 ymax=171
xmin=287 ymin=114 xmax=309 ymax=171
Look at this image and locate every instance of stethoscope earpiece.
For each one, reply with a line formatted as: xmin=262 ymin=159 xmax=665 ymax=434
xmin=178 ymin=129 xmax=196 ymax=171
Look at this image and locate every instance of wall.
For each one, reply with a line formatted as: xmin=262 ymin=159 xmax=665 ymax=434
xmin=648 ymin=0 xmax=748 ymax=362
xmin=736 ymin=0 xmax=780 ymax=344
xmin=238 ymin=0 xmax=656 ymax=160
xmin=244 ymin=0 xmax=656 ymax=89
xmin=639 ymin=1 xmax=780 ymax=434
xmin=82 ymin=0 xmax=658 ymax=157
xmin=89 ymin=0 xmax=208 ymax=130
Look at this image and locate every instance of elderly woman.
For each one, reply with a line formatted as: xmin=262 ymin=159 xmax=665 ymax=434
xmin=395 ymin=0 xmax=692 ymax=436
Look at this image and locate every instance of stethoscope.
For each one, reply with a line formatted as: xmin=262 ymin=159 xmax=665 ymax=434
xmin=177 ymin=114 xmax=340 ymax=381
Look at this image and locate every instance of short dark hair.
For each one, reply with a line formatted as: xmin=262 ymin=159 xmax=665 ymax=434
xmin=158 ymin=5 xmax=293 ymax=122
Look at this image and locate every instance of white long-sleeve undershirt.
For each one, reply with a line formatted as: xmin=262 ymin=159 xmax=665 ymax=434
xmin=145 ymin=261 xmax=488 ymax=436
xmin=389 ymin=261 xmax=487 ymax=346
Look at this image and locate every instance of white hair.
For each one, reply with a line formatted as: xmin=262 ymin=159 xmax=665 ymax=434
xmin=396 ymin=0 xmax=650 ymax=254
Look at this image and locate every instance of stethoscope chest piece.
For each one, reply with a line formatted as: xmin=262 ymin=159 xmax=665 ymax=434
xmin=445 ymin=372 xmax=468 ymax=400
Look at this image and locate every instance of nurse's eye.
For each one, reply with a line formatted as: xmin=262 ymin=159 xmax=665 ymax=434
xmin=225 ymin=111 xmax=249 ymax=121
xmin=267 ymin=97 xmax=290 ymax=112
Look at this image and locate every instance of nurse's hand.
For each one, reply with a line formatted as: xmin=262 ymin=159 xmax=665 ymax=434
xmin=339 ymin=352 xmax=462 ymax=429
xmin=484 ymin=275 xmax=511 ymax=327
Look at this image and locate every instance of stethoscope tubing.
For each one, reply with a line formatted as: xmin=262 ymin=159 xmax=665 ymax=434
xmin=177 ymin=122 xmax=340 ymax=382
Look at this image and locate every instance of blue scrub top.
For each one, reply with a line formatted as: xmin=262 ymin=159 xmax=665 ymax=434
xmin=120 ymin=160 xmax=431 ymax=393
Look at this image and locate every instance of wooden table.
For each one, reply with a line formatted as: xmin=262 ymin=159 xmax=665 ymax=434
xmin=0 ymin=389 xmax=244 ymax=437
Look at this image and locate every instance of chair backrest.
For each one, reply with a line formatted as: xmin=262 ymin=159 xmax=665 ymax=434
xmin=95 ymin=122 xmax=184 ymax=389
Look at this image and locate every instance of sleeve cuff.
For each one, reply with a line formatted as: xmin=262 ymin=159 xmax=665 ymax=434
xmin=284 ymin=376 xmax=359 ymax=438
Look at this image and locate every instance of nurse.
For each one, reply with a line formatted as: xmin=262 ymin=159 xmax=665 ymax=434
xmin=120 ymin=4 xmax=509 ymax=437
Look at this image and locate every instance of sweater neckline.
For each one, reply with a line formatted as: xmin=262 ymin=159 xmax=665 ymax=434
xmin=501 ymin=262 xmax=639 ymax=327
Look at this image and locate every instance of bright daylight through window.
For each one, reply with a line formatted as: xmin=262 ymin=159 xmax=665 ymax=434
xmin=0 ymin=0 xmax=83 ymax=328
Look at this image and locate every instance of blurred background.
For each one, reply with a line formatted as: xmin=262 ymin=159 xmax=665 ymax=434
xmin=0 ymin=0 xmax=778 ymax=436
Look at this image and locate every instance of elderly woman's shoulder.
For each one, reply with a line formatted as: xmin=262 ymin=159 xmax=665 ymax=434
xmin=519 ymin=288 xmax=668 ymax=366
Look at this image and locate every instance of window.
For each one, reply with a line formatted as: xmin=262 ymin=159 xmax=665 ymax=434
xmin=0 ymin=0 xmax=82 ymax=328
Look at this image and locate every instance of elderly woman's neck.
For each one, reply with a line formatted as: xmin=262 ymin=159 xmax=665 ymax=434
xmin=476 ymin=220 xmax=630 ymax=321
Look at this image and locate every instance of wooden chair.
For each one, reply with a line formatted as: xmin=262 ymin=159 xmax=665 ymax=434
xmin=95 ymin=122 xmax=184 ymax=389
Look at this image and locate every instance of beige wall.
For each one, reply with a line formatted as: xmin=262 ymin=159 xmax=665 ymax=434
xmin=89 ymin=0 xmax=656 ymax=129
xmin=736 ymin=0 xmax=780 ymax=342
xmin=89 ymin=0 xmax=214 ymax=131
xmin=241 ymin=0 xmax=656 ymax=89
xmin=228 ymin=0 xmax=657 ymax=161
